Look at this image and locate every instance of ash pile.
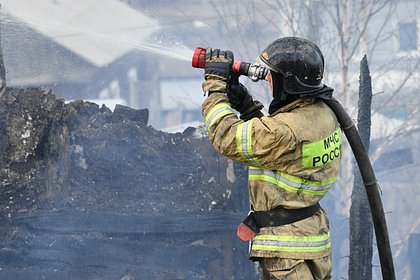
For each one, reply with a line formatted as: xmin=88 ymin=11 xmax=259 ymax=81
xmin=0 ymin=88 xmax=257 ymax=279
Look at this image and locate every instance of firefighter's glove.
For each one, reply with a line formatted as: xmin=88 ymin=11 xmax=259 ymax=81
xmin=228 ymin=75 xmax=264 ymax=121
xmin=202 ymin=48 xmax=233 ymax=95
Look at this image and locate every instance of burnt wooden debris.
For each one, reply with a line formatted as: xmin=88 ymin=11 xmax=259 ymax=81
xmin=0 ymin=88 xmax=258 ymax=279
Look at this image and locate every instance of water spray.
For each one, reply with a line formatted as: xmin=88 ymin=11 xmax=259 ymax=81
xmin=191 ymin=47 xmax=269 ymax=82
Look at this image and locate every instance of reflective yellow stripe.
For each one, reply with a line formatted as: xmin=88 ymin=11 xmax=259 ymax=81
xmin=252 ymin=233 xmax=331 ymax=253
xmin=249 ymin=167 xmax=336 ymax=196
xmin=236 ymin=120 xmax=261 ymax=167
xmin=302 ymin=128 xmax=342 ymax=168
xmin=252 ymin=243 xmax=331 ymax=253
xmin=205 ymin=103 xmax=235 ymax=132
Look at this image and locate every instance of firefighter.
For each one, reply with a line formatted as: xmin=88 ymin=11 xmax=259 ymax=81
xmin=201 ymin=37 xmax=341 ymax=279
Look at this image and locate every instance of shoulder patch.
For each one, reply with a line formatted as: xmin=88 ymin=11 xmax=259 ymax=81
xmin=301 ymin=128 xmax=342 ymax=168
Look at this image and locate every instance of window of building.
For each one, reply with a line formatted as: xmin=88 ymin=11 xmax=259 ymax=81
xmin=374 ymin=148 xmax=413 ymax=172
xmin=398 ymin=21 xmax=418 ymax=52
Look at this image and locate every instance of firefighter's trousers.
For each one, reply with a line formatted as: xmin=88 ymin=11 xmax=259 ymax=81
xmin=258 ymin=255 xmax=332 ymax=280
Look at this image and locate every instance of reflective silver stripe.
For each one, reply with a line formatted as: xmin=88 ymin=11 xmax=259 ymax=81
xmin=237 ymin=121 xmax=260 ymax=167
xmin=248 ymin=167 xmax=335 ymax=195
xmin=253 ymin=239 xmax=330 ymax=248
xmin=236 ymin=120 xmax=261 ymax=167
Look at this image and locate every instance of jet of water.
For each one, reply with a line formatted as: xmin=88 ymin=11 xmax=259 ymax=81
xmin=2 ymin=12 xmax=193 ymax=63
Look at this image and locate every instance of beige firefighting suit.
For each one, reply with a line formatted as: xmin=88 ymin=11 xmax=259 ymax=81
xmin=202 ymin=93 xmax=341 ymax=279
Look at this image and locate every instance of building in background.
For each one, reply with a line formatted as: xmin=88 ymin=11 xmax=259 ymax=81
xmin=1 ymin=0 xmax=419 ymax=131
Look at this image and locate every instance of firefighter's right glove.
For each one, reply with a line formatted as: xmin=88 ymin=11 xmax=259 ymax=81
xmin=202 ymin=48 xmax=233 ymax=95
xmin=227 ymin=74 xmax=264 ymax=121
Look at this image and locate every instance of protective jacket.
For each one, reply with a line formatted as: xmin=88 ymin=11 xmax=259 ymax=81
xmin=202 ymin=93 xmax=341 ymax=260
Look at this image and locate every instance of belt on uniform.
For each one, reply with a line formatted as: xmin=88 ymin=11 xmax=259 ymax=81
xmin=237 ymin=203 xmax=321 ymax=241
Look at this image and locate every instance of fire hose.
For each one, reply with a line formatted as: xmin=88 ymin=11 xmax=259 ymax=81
xmin=192 ymin=47 xmax=395 ymax=280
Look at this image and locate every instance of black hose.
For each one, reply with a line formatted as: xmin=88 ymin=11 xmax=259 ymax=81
xmin=323 ymin=97 xmax=395 ymax=280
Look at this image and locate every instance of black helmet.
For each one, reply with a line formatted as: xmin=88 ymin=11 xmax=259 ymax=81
xmin=258 ymin=37 xmax=324 ymax=95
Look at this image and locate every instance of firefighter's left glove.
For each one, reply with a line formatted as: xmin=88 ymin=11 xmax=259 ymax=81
xmin=202 ymin=48 xmax=233 ymax=95
xmin=227 ymin=74 xmax=264 ymax=121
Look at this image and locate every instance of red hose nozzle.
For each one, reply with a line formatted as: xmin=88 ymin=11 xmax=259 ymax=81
xmin=192 ymin=47 xmax=268 ymax=82
xmin=192 ymin=47 xmax=206 ymax=69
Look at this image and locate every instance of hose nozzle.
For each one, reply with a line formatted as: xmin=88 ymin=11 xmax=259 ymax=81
xmin=192 ymin=47 xmax=268 ymax=82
